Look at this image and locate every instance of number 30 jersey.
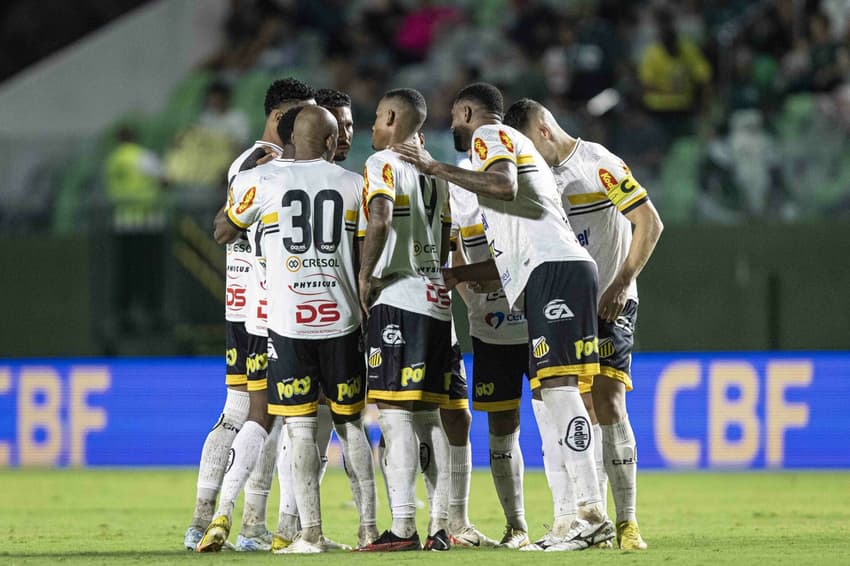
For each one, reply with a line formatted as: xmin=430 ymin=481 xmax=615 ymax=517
xmin=227 ymin=158 xmax=365 ymax=339
xmin=362 ymin=149 xmax=452 ymax=322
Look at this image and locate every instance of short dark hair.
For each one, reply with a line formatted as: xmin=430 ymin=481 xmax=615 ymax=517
xmin=383 ymin=88 xmax=427 ymax=129
xmin=454 ymin=82 xmax=504 ymax=116
xmin=504 ymin=98 xmax=542 ymax=133
xmin=277 ymin=106 xmax=305 ymax=145
xmin=264 ymin=77 xmax=315 ymax=115
xmin=316 ymin=88 xmax=352 ymax=108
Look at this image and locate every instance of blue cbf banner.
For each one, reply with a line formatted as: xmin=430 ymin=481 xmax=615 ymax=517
xmin=0 ymin=353 xmax=848 ymax=468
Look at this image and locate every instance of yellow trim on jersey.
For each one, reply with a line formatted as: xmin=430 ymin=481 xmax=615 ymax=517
xmin=516 ymin=154 xmax=534 ymax=166
xmin=328 ymin=399 xmax=366 ymax=416
xmin=356 ymin=229 xmax=366 ymax=238
xmin=579 ymin=376 xmax=594 ymax=395
xmin=566 ymin=192 xmax=608 ymax=206
xmin=473 ymin=398 xmax=520 ymax=412
xmin=367 ymin=188 xmax=395 ymax=204
xmin=227 ymin=208 xmax=250 ymax=229
xmin=225 ymin=373 xmax=248 ymax=386
xmin=268 ymin=401 xmax=319 ymax=417
xmin=247 ymin=378 xmax=267 ymax=392
xmin=395 ymin=194 xmax=410 ymax=206
xmin=460 ymin=223 xmax=485 ymax=238
xmin=261 ymin=212 xmax=279 ymax=225
xmin=478 ymin=154 xmax=516 ymax=172
xmin=344 ymin=209 xmax=357 ymax=222
xmin=367 ymin=390 xmax=449 ymax=404
xmin=599 ymin=365 xmax=633 ymax=391
xmin=530 ymin=363 xmax=601 ymax=389
xmin=441 ymin=398 xmax=469 ymax=410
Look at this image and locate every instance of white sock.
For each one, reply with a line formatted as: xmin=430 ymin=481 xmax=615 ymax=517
xmin=413 ymin=410 xmax=449 ymax=535
xmin=593 ymin=423 xmax=609 ymax=517
xmin=336 ymin=418 xmax=377 ymax=529
xmin=532 ymin=398 xmax=575 ymax=528
xmin=540 ymin=386 xmax=602 ymax=523
xmin=378 ymin=438 xmax=390 ymax=507
xmin=489 ymin=430 xmax=527 ymax=532
xmin=241 ymin=417 xmax=281 ymax=536
xmin=602 ymin=416 xmax=638 ymax=524
xmin=215 ymin=419 xmax=267 ymax=520
xmin=276 ymin=422 xmax=299 ymax=540
xmin=448 ymin=443 xmax=471 ymax=533
xmin=192 ymin=389 xmax=249 ymax=527
xmin=317 ymin=404 xmax=333 ymax=483
xmin=288 ymin=416 xmax=322 ymax=533
xmin=378 ymin=409 xmax=417 ymax=538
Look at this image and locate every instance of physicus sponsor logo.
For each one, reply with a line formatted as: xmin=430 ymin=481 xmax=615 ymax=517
xmin=473 ymin=137 xmax=488 ymax=161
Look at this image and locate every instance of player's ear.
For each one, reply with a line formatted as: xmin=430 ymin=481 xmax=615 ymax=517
xmin=387 ymin=109 xmax=396 ymax=127
xmin=539 ymin=121 xmax=552 ymax=140
xmin=464 ymin=105 xmax=472 ymax=123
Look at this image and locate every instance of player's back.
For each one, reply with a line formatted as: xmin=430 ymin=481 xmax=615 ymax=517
xmin=364 ymin=149 xmax=451 ymax=321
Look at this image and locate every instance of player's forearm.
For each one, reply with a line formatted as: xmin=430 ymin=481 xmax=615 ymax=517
xmin=358 ymin=220 xmax=390 ymax=284
xmin=430 ymin=161 xmax=516 ymax=201
xmin=213 ymin=208 xmax=241 ymax=244
xmin=440 ymin=223 xmax=451 ymax=266
xmin=451 ymin=259 xmax=500 ymax=283
xmin=618 ymin=206 xmax=663 ymax=284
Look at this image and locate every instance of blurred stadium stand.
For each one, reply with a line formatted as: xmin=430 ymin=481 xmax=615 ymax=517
xmin=0 ymin=0 xmax=848 ymax=356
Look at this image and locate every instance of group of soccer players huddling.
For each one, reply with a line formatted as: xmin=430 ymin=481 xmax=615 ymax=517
xmin=183 ymin=75 xmax=663 ymax=554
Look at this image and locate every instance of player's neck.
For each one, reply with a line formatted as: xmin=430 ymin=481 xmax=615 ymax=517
xmin=555 ymin=136 xmax=578 ymax=164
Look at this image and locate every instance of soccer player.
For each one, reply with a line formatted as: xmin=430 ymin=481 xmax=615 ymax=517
xmin=357 ymin=89 xmax=453 ymax=552
xmin=185 ymin=77 xmax=315 ymax=552
xmin=219 ymin=105 xmax=377 ymax=554
xmin=393 ymin=82 xmax=615 ymax=551
xmin=448 ymin=158 xmax=530 ymax=548
xmin=504 ymin=98 xmax=663 ymax=550
xmin=316 ymin=88 xmax=354 ymax=163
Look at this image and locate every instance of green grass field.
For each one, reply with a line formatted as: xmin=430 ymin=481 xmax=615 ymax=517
xmin=1 ymin=469 xmax=848 ymax=565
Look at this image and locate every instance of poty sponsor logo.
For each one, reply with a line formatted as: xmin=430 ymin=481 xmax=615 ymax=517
xmin=544 ymin=299 xmax=574 ymax=321
xmin=381 ymin=324 xmax=405 ymax=346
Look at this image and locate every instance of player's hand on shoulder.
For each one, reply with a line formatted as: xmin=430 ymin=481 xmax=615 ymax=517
xmin=256 ymin=146 xmax=280 ymax=165
xmin=393 ymin=141 xmax=435 ymax=173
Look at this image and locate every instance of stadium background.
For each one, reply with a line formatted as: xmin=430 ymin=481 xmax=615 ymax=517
xmin=1 ymin=0 xmax=849 ymax=476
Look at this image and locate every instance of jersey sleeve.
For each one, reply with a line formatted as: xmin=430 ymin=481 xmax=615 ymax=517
xmin=353 ymin=174 xmax=367 ymax=238
xmin=363 ymin=154 xmax=397 ymax=205
xmin=594 ymin=153 xmax=649 ymax=214
xmin=226 ymin=173 xmax=263 ymax=230
xmin=469 ymin=125 xmax=517 ymax=172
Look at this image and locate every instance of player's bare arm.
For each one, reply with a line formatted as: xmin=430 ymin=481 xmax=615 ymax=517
xmin=393 ymin=141 xmax=518 ymax=201
xmin=598 ymin=199 xmax=664 ymax=322
xmin=357 ymin=196 xmax=394 ymax=315
xmin=213 ymin=207 xmax=242 ymax=244
xmin=443 ymin=259 xmax=500 ymax=290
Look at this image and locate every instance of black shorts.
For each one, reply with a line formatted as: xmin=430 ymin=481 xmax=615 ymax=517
xmin=442 ymin=343 xmax=469 ymax=410
xmin=525 ymin=260 xmax=600 ymax=390
xmin=581 ymin=299 xmax=638 ymax=394
xmin=246 ymin=333 xmax=269 ymax=392
xmin=266 ymin=329 xmax=365 ymax=417
xmin=471 ymin=337 xmax=529 ymax=411
xmin=366 ymin=304 xmax=452 ymax=405
xmin=225 ymin=320 xmax=250 ymax=386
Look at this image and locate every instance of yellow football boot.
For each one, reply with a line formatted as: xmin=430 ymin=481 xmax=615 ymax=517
xmin=271 ymin=534 xmax=293 ymax=553
xmin=616 ymin=520 xmax=647 ymax=550
xmin=195 ymin=515 xmax=230 ymax=552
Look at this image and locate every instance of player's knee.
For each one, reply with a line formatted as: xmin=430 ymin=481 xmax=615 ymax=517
xmin=440 ymin=408 xmax=471 ymax=444
xmin=287 ymin=415 xmax=318 ymax=442
xmin=488 ymin=410 xmax=519 ymax=436
xmin=582 ymin=392 xmax=598 ymax=424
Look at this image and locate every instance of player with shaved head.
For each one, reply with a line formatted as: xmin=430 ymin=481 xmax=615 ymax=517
xmin=217 ymin=105 xmax=377 ymax=554
xmin=357 ymin=89 xmax=454 ymax=552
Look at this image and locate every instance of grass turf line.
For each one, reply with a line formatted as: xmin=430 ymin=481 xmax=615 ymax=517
xmin=0 ymin=469 xmax=848 ymax=565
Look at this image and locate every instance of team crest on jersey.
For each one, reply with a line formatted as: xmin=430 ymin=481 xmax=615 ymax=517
xmin=498 ymin=130 xmax=514 ymax=153
xmin=473 ymin=137 xmax=488 ymax=160
xmin=598 ymin=169 xmax=618 ymax=192
xmin=368 ymin=347 xmax=383 ymax=368
xmin=235 ymin=186 xmax=256 ymax=214
xmin=598 ymin=337 xmax=615 ymax=358
xmin=532 ymin=336 xmax=550 ymax=359
xmin=382 ymin=163 xmax=394 ymax=189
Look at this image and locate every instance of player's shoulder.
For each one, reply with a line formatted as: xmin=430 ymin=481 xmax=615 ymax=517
xmin=366 ymin=148 xmax=402 ymax=168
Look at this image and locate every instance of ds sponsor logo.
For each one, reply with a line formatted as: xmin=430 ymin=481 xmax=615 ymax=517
xmin=544 ymin=299 xmax=574 ymax=321
xmin=381 ymin=324 xmax=405 ymax=346
xmin=295 ymin=300 xmax=340 ymax=327
xmin=226 ymin=286 xmax=247 ymax=309
xmin=565 ymin=416 xmax=591 ymax=451
xmin=532 ymin=336 xmax=550 ymax=359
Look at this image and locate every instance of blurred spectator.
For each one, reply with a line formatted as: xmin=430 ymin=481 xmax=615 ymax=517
xmin=197 ymin=80 xmax=250 ymax=146
xmin=638 ymin=7 xmax=712 ymax=139
xmin=394 ymin=1 xmax=462 ymax=63
xmin=104 ymin=126 xmax=165 ymax=231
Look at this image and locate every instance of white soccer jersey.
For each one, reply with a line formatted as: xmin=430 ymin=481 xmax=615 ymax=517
xmin=227 ymin=158 xmax=364 ymax=339
xmin=468 ymin=124 xmax=593 ymax=308
xmin=551 ymin=140 xmax=649 ymax=302
xmin=363 ymin=149 xmax=452 ymax=321
xmin=224 ymin=141 xmax=282 ymax=322
xmin=450 ymin=159 xmax=527 ymax=345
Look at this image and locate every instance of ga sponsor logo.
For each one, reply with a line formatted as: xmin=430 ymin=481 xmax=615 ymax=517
xmin=473 ymin=137 xmax=488 ymax=161
xmin=532 ymin=336 xmax=550 ymax=359
xmin=368 ymin=347 xmax=383 ymax=368
xmin=336 ymin=376 xmax=362 ymax=401
xmin=599 ymin=337 xmax=615 ymax=358
xmin=498 ymin=130 xmax=514 ymax=153
xmin=225 ymin=348 xmax=238 ymax=366
xmin=544 ymin=299 xmax=574 ymax=321
xmin=382 ymin=163 xmax=394 ymax=189
xmin=401 ymin=364 xmax=425 ymax=386
xmin=295 ymin=300 xmax=341 ymax=327
xmin=485 ymin=312 xmax=505 ymax=329
xmin=276 ymin=376 xmax=311 ymax=399
xmin=564 ymin=416 xmax=591 ymax=451
xmin=475 ymin=382 xmax=495 ymax=397
xmin=235 ymin=186 xmax=256 ymax=214
xmin=598 ymin=169 xmax=618 ymax=191
xmin=381 ymin=324 xmax=405 ymax=346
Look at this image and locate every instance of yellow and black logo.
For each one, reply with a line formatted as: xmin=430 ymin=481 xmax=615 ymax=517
xmin=532 ymin=336 xmax=550 ymax=359
xmin=401 ymin=364 xmax=426 ymax=387
xmin=276 ymin=377 xmax=311 ymax=400
xmin=599 ymin=338 xmax=615 ymax=358
xmin=337 ymin=377 xmax=362 ymax=401
xmin=368 ymin=347 xmax=382 ymax=368
xmin=475 ymin=382 xmax=495 ymax=397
